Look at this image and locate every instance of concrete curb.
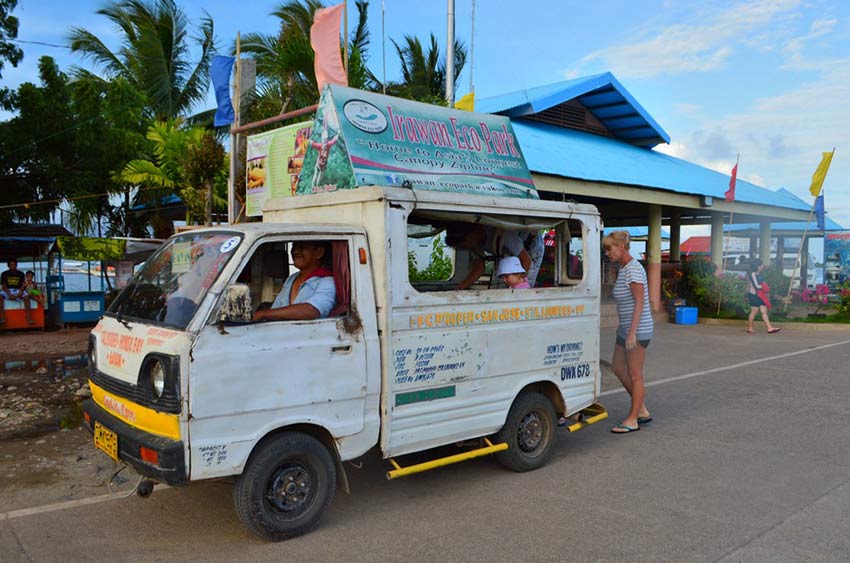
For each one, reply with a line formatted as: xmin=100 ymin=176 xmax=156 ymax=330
xmin=698 ymin=316 xmax=850 ymax=331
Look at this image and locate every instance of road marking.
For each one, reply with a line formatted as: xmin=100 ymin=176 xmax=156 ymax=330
xmin=600 ymin=338 xmax=850 ymax=397
xmin=3 ymin=339 xmax=849 ymax=521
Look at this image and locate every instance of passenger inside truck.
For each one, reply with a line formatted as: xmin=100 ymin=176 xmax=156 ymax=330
xmin=408 ymin=210 xmax=585 ymax=293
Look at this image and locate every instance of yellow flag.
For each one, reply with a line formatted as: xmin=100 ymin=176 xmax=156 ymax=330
xmin=809 ymin=151 xmax=834 ymax=197
xmin=455 ymin=92 xmax=475 ymax=112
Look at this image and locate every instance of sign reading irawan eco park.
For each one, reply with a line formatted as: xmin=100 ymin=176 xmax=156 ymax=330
xmin=296 ymin=85 xmax=538 ymax=199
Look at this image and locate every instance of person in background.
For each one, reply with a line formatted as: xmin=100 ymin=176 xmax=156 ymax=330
xmin=0 ymin=259 xmax=33 ymax=324
xmin=495 ymin=256 xmax=530 ymax=289
xmin=24 ymin=271 xmax=43 ymax=306
xmin=604 ymin=231 xmax=653 ymax=434
xmin=746 ymin=261 xmax=780 ymax=334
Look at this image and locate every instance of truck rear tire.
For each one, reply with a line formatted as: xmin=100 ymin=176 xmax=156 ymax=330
xmin=494 ymin=391 xmax=557 ymax=472
xmin=234 ymin=431 xmax=336 ymax=541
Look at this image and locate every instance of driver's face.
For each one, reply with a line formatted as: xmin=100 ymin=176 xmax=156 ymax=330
xmin=291 ymin=242 xmax=325 ymax=270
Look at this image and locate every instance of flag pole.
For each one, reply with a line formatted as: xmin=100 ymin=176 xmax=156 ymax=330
xmin=343 ymin=0 xmax=349 ymax=75
xmin=381 ymin=0 xmax=386 ymax=94
xmin=783 ymin=147 xmax=836 ymax=311
xmin=446 ymin=0 xmax=455 ymax=106
xmin=228 ymin=32 xmax=242 ymax=224
xmin=722 ymin=153 xmax=739 ymax=273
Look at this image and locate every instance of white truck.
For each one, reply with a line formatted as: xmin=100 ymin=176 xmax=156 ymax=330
xmin=82 ymin=186 xmax=606 ymax=540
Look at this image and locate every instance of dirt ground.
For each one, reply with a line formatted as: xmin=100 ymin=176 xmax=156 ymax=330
xmin=0 ymin=327 xmax=138 ymax=514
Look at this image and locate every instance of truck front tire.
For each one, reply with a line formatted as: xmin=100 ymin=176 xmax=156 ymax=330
xmin=494 ymin=391 xmax=557 ymax=472
xmin=234 ymin=431 xmax=336 ymax=541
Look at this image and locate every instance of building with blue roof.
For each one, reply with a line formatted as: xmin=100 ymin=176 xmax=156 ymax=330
xmin=476 ymin=72 xmax=815 ymax=305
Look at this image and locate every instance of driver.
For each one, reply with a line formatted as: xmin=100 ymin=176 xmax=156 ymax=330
xmin=253 ymin=241 xmax=337 ymax=321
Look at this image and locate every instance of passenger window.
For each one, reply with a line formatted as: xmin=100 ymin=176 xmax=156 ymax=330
xmin=407 ymin=211 xmax=586 ymax=292
xmin=234 ymin=239 xmax=351 ymax=319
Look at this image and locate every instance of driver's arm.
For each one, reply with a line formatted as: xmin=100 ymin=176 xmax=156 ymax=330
xmin=253 ymin=303 xmax=320 ymax=321
xmin=457 ymin=258 xmax=485 ymax=290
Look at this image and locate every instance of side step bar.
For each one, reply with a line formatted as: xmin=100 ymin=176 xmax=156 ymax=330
xmin=386 ymin=438 xmax=508 ymax=480
xmin=564 ymin=402 xmax=608 ymax=433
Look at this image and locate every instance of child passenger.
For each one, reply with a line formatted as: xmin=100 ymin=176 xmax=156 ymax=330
xmin=496 ymin=256 xmax=531 ymax=289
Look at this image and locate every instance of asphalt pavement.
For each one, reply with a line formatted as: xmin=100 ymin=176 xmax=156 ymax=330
xmin=2 ymin=321 xmax=849 ymax=562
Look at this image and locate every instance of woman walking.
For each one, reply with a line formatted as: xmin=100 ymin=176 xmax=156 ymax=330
xmin=604 ymin=231 xmax=653 ymax=434
xmin=746 ymin=261 xmax=780 ymax=334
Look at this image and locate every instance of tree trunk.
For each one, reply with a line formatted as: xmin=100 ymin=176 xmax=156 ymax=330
xmin=205 ymin=180 xmax=213 ymax=226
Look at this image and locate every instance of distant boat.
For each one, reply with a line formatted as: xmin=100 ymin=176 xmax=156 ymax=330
xmin=88 ymin=264 xmax=116 ymax=278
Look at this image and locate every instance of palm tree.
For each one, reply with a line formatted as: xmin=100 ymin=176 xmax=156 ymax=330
xmin=239 ymin=0 xmax=371 ymax=119
xmin=120 ymin=120 xmax=226 ymax=226
xmin=67 ymin=0 xmax=215 ymax=120
xmin=380 ymin=34 xmax=467 ymax=105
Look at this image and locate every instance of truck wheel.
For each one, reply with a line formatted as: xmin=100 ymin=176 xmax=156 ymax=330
xmin=234 ymin=432 xmax=336 ymax=541
xmin=494 ymin=391 xmax=557 ymax=472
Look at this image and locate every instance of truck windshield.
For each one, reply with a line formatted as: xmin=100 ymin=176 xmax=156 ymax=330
xmin=107 ymin=232 xmax=242 ymax=329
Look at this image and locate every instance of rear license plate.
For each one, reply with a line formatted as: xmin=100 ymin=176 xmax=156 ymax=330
xmin=94 ymin=421 xmax=119 ymax=462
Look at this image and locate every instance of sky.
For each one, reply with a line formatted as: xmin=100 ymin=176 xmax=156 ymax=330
xmin=3 ymin=0 xmax=849 ymax=230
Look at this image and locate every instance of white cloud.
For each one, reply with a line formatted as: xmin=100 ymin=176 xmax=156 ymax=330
xmin=565 ymin=0 xmax=801 ymax=79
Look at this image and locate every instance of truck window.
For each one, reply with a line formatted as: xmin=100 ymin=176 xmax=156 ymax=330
xmin=236 ymin=239 xmax=351 ymax=318
xmin=407 ymin=210 xmax=585 ymax=292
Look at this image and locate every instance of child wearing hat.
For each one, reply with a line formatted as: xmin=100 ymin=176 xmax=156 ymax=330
xmin=496 ymin=256 xmax=530 ymax=289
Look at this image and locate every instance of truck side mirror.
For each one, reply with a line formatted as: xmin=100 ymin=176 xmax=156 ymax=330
xmin=218 ymin=283 xmax=253 ymax=323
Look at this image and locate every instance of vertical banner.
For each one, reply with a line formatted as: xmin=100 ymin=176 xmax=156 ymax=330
xmin=245 ymin=121 xmax=313 ymax=216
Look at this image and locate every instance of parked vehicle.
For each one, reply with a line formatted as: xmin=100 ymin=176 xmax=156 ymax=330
xmin=82 ymin=187 xmax=605 ymax=540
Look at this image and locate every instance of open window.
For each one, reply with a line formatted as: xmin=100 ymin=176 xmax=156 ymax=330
xmin=406 ymin=210 xmax=587 ymax=292
xmin=234 ymin=239 xmax=351 ymax=319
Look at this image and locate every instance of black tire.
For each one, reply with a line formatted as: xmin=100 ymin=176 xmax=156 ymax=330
xmin=234 ymin=432 xmax=336 ymax=541
xmin=494 ymin=391 xmax=557 ymax=472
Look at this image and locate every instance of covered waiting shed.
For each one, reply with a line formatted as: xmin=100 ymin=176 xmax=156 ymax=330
xmin=477 ymin=72 xmax=811 ymax=310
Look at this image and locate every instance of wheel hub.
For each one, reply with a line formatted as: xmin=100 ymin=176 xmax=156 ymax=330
xmin=267 ymin=464 xmax=313 ymax=512
xmin=518 ymin=411 xmax=544 ymax=452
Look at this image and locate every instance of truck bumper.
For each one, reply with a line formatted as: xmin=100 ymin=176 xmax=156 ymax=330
xmin=82 ymin=399 xmax=187 ymax=486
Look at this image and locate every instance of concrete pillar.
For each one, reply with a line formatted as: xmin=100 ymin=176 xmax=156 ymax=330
xmin=759 ymin=221 xmax=771 ymax=266
xmin=749 ymin=237 xmax=757 ymax=262
xmin=647 ymin=204 xmax=662 ymax=311
xmin=776 ymin=236 xmax=785 ymax=268
xmin=800 ymin=237 xmax=810 ymax=289
xmin=669 ymin=209 xmax=681 ymax=262
xmin=710 ymin=213 xmax=724 ymax=271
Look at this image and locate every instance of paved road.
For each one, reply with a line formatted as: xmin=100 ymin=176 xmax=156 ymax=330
xmin=2 ymin=323 xmax=849 ymax=562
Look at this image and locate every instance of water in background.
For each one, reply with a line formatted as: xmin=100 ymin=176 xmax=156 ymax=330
xmin=16 ymin=261 xmax=109 ymax=294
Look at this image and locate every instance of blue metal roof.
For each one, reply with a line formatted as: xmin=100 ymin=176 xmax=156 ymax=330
xmin=476 ymin=72 xmax=671 ymax=148
xmin=724 ymin=190 xmax=844 ymax=232
xmin=512 ymin=120 xmax=810 ymax=211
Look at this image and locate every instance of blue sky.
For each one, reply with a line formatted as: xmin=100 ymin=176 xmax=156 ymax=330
xmin=3 ymin=0 xmax=849 ymax=229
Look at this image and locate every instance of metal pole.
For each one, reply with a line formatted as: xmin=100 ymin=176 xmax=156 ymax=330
xmin=381 ymin=0 xmax=386 ymax=94
xmin=446 ymin=0 xmax=455 ymax=106
xmin=343 ymin=0 xmax=349 ymax=75
xmin=228 ymin=33 xmax=241 ymax=224
xmin=469 ymin=0 xmax=475 ymax=94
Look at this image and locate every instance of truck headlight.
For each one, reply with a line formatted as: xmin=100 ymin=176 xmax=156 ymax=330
xmin=150 ymin=360 xmax=166 ymax=398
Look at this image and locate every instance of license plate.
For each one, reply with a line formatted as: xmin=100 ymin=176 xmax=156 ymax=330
xmin=94 ymin=421 xmax=119 ymax=462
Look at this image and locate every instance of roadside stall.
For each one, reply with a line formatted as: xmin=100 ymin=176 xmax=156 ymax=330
xmin=0 ymin=235 xmax=57 ymax=331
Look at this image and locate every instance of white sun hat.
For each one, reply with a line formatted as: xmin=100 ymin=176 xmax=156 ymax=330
xmin=496 ymin=256 xmax=526 ymax=277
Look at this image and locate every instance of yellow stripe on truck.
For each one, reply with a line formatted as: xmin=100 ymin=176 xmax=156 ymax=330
xmin=90 ymin=380 xmax=180 ymax=440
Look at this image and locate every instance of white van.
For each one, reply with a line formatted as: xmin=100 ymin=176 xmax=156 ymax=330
xmin=82 ymin=186 xmax=606 ymax=540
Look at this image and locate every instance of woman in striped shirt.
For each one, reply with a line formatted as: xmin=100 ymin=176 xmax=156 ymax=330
xmin=604 ymin=231 xmax=653 ymax=434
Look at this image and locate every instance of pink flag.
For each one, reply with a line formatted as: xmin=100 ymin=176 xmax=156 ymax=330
xmin=724 ymin=162 xmax=738 ymax=202
xmin=311 ymin=4 xmax=347 ymax=94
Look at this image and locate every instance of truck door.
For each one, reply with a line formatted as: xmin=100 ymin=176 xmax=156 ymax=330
xmin=187 ymin=236 xmax=371 ymax=479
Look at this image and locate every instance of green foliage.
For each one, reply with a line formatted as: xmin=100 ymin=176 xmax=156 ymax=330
xmin=408 ymin=237 xmax=454 ymax=282
xmin=0 ymin=0 xmax=23 ymax=79
xmin=681 ymin=259 xmax=747 ymax=315
xmin=380 ymin=34 xmax=467 ymax=104
xmin=759 ymin=265 xmax=791 ymax=305
xmin=120 ymin=120 xmax=227 ymax=226
xmin=67 ymin=0 xmax=215 ymax=120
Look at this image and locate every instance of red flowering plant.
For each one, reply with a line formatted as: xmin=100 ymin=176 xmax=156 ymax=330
xmin=799 ymin=284 xmax=830 ymax=315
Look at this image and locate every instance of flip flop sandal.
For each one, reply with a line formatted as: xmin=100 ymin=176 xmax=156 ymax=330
xmin=611 ymin=423 xmax=640 ymax=434
xmin=637 ymin=416 xmax=653 ymax=424
xmin=746 ymin=329 xmax=756 ymax=334
xmin=768 ymin=328 xmax=781 ymax=334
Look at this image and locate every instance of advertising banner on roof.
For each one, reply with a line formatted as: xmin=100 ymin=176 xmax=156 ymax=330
xmin=246 ymin=121 xmax=313 ymax=217
xmin=296 ymin=85 xmax=538 ymax=199
xmin=824 ymin=231 xmax=850 ymax=291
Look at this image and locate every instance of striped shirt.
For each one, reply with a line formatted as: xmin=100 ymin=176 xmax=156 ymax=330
xmin=612 ymin=259 xmax=654 ymax=340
